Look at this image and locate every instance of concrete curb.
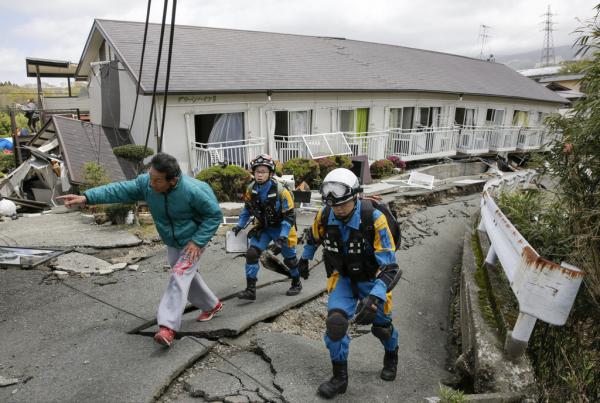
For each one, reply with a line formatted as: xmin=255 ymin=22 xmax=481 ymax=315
xmin=457 ymin=214 xmax=537 ymax=398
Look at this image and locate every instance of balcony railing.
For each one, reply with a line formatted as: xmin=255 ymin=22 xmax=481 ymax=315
xmin=456 ymin=125 xmax=491 ymax=154
xmin=488 ymin=126 xmax=520 ymax=152
xmin=192 ymin=137 xmax=264 ymax=173
xmin=274 ymin=132 xmax=352 ymax=163
xmin=344 ymin=131 xmax=390 ymax=161
xmin=517 ymin=127 xmax=545 ymax=151
xmin=387 ymin=127 xmax=457 ymax=161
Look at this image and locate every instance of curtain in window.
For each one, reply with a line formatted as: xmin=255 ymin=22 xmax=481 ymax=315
xmin=465 ymin=109 xmax=475 ymax=127
xmin=207 ymin=112 xmax=244 ymax=164
xmin=431 ymin=107 xmax=441 ymax=127
xmin=289 ymin=111 xmax=309 ymax=136
xmin=356 ymin=108 xmax=369 ymax=134
xmin=266 ymin=110 xmax=276 ymax=158
xmin=512 ymin=111 xmax=529 ymax=127
xmin=389 ymin=108 xmax=402 ymax=129
xmin=494 ymin=110 xmax=505 ymax=125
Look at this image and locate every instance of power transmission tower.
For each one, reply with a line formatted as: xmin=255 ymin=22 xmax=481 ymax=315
xmin=540 ymin=5 xmax=556 ymax=66
xmin=478 ymin=24 xmax=491 ymax=59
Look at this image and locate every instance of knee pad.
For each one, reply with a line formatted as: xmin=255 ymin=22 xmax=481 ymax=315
xmin=246 ymin=246 xmax=262 ymax=264
xmin=283 ymin=256 xmax=298 ymax=269
xmin=326 ymin=309 xmax=349 ymax=341
xmin=371 ymin=323 xmax=394 ymax=341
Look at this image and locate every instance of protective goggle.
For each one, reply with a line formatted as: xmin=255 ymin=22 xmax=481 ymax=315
xmin=320 ymin=182 xmax=360 ymax=206
xmin=252 ymin=155 xmax=272 ymax=165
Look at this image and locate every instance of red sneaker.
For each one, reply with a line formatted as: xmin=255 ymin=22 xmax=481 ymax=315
xmin=196 ymin=300 xmax=223 ymax=322
xmin=154 ymin=326 xmax=176 ymax=347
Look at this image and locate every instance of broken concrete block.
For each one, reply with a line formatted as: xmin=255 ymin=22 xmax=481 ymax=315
xmin=185 ymin=369 xmax=242 ymax=400
xmin=97 ymin=269 xmax=114 ymax=275
xmin=224 ymin=395 xmax=250 ymax=403
xmin=108 ymin=262 xmax=127 ymax=271
xmin=127 ymin=265 xmax=139 ymax=271
xmin=0 ymin=375 xmax=20 ymax=387
xmin=53 ymin=252 xmax=111 ymax=274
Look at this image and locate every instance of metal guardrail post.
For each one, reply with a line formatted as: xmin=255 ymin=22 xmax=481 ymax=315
xmin=479 ymin=174 xmax=584 ymax=360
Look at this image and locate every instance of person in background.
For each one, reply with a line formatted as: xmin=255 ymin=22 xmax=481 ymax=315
xmin=232 ymin=154 xmax=303 ymax=300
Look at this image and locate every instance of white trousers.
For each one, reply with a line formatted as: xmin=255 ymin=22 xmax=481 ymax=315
xmin=156 ymin=246 xmax=219 ymax=331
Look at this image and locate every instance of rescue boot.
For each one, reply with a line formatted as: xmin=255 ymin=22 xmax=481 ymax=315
xmin=285 ymin=277 xmax=302 ymax=296
xmin=317 ymin=361 xmax=348 ymax=399
xmin=237 ymin=278 xmax=257 ymax=300
xmin=380 ymin=347 xmax=399 ymax=381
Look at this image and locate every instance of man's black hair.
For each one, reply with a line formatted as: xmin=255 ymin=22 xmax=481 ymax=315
xmin=150 ymin=152 xmax=181 ymax=180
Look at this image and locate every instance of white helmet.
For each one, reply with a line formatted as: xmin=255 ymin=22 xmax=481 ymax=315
xmin=320 ymin=168 xmax=362 ymax=206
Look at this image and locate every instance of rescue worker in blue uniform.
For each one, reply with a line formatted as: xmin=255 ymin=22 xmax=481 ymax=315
xmin=233 ymin=154 xmax=302 ymax=300
xmin=298 ymin=168 xmax=401 ymax=399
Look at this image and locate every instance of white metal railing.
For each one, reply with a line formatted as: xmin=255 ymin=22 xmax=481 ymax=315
xmin=456 ymin=126 xmax=491 ymax=154
xmin=274 ymin=132 xmax=352 ymax=162
xmin=488 ymin=126 xmax=520 ymax=152
xmin=517 ymin=127 xmax=545 ymax=151
xmin=344 ymin=131 xmax=390 ymax=161
xmin=478 ymin=171 xmax=584 ymax=359
xmin=192 ymin=137 xmax=264 ymax=173
xmin=387 ymin=127 xmax=457 ymax=161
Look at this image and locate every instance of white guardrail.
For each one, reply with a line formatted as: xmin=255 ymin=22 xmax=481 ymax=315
xmin=478 ymin=171 xmax=584 ymax=359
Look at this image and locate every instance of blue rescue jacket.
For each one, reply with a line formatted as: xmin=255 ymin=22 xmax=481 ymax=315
xmin=84 ymin=174 xmax=223 ymax=248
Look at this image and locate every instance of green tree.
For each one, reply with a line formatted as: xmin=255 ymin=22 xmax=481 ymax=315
xmin=558 ymin=59 xmax=593 ymax=74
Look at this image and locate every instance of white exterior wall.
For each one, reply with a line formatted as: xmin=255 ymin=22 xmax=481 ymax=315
xmin=153 ymin=92 xmax=558 ymax=174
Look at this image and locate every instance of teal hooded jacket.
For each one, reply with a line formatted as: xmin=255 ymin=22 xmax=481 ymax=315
xmin=84 ymin=174 xmax=223 ymax=248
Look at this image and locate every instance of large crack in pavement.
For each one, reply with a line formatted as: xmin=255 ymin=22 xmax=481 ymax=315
xmin=157 ymin=193 xmax=481 ymax=402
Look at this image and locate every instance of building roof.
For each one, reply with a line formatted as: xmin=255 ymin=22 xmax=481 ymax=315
xmin=26 ymin=57 xmax=78 ymax=78
xmin=77 ymin=19 xmax=565 ymax=104
xmin=538 ymin=74 xmax=584 ymax=83
xmin=51 ymin=116 xmax=135 ymax=184
xmin=518 ymin=66 xmax=562 ymax=77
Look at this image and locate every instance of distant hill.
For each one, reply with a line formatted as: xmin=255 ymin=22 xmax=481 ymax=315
xmin=495 ymin=44 xmax=588 ymax=70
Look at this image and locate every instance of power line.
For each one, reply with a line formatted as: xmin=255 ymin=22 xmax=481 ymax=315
xmin=129 ymin=0 xmax=152 ymax=132
xmin=157 ymin=0 xmax=177 ymax=153
xmin=143 ymin=0 xmax=169 ymax=156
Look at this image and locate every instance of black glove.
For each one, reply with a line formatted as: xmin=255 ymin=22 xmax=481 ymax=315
xmin=298 ymin=258 xmax=309 ymax=279
xmin=377 ymin=264 xmax=402 ymax=292
xmin=232 ymin=226 xmax=242 ymax=236
xmin=272 ymin=237 xmax=286 ymax=255
xmin=247 ymin=227 xmax=260 ymax=240
xmin=354 ymin=295 xmax=381 ymax=325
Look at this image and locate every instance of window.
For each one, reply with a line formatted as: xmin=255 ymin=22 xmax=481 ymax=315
xmin=512 ymin=110 xmax=529 ymax=127
xmin=485 ymin=109 xmax=505 ymax=125
xmin=389 ymin=107 xmax=415 ymax=129
xmin=194 ymin=113 xmax=244 ymax=144
xmin=338 ymin=108 xmax=369 ymax=132
xmin=274 ymin=110 xmax=311 ymax=137
xmin=455 ymin=107 xmax=476 ymax=127
xmin=418 ymin=107 xmax=441 ymax=128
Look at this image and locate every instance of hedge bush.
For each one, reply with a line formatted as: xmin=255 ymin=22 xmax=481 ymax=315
xmin=316 ymin=155 xmax=354 ymax=180
xmin=196 ymin=164 xmax=251 ymax=202
xmin=81 ymin=162 xmax=110 ymax=192
xmin=283 ymin=158 xmax=320 ymax=187
xmin=386 ymin=155 xmax=406 ymax=170
xmin=316 ymin=157 xmax=336 ymax=179
xmin=112 ymin=145 xmax=154 ymax=162
xmin=274 ymin=160 xmax=284 ymax=177
xmin=370 ymin=159 xmax=394 ymax=179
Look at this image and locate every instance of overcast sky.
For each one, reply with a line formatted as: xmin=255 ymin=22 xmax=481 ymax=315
xmin=0 ymin=0 xmax=595 ymax=85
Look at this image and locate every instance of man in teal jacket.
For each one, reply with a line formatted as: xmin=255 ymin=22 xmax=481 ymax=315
xmin=58 ymin=153 xmax=223 ymax=347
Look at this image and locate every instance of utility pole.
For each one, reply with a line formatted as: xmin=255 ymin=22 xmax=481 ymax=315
xmin=478 ymin=24 xmax=491 ymax=60
xmin=540 ymin=5 xmax=556 ymax=66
